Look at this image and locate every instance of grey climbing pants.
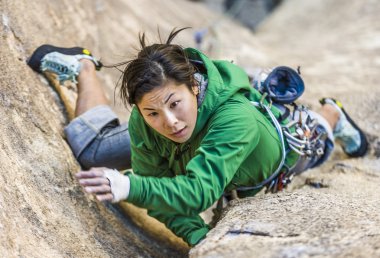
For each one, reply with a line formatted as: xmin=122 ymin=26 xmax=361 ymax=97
xmin=64 ymin=105 xmax=131 ymax=170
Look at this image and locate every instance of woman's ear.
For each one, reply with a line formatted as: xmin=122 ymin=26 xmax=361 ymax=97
xmin=192 ymin=84 xmax=199 ymax=95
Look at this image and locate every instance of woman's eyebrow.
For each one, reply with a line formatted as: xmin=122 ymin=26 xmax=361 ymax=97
xmin=164 ymin=93 xmax=175 ymax=104
xmin=142 ymin=93 xmax=176 ymax=110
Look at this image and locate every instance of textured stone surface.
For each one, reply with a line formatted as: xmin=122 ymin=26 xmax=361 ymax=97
xmin=191 ymin=160 xmax=380 ymax=257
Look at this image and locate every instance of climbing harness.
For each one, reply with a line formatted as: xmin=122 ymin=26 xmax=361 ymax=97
xmin=232 ymin=66 xmax=327 ymax=195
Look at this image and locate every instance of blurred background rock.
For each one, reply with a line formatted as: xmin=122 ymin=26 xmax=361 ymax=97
xmin=192 ymin=0 xmax=283 ymax=30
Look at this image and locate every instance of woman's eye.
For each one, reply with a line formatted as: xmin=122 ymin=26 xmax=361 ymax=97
xmin=170 ymin=101 xmax=180 ymax=108
xmin=148 ymin=112 xmax=158 ymax=117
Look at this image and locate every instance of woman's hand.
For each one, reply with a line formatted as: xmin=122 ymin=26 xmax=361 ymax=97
xmin=76 ymin=167 xmax=114 ymax=202
xmin=76 ymin=167 xmax=130 ymax=203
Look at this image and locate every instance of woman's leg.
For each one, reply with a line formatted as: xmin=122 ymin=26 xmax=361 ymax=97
xmin=27 ymin=45 xmax=132 ymax=169
xmin=318 ymin=103 xmax=340 ymax=130
xmin=319 ymin=98 xmax=368 ymax=157
xmin=66 ymin=59 xmax=132 ymax=170
xmin=75 ymin=59 xmax=109 ymax=117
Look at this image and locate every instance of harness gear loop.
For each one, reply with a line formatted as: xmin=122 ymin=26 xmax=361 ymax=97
xmin=234 ymin=102 xmax=327 ymax=194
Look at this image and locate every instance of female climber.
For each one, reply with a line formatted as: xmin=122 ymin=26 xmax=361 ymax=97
xmin=27 ymin=28 xmax=368 ymax=246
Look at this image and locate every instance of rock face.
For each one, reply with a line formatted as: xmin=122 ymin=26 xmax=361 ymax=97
xmin=1 ymin=0 xmax=379 ymax=257
xmin=191 ymin=161 xmax=380 ymax=257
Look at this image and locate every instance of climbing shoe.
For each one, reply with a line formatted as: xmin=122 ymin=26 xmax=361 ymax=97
xmin=320 ymin=98 xmax=368 ymax=157
xmin=27 ymin=44 xmax=102 ymax=83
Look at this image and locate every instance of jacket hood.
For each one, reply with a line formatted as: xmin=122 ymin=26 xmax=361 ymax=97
xmin=128 ymin=48 xmax=253 ymax=146
xmin=185 ymin=48 xmax=252 ymax=141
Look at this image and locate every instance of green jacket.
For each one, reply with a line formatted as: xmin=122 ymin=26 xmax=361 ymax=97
xmin=126 ymin=48 xmax=297 ymax=245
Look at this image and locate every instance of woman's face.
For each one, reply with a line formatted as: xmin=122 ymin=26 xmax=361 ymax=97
xmin=137 ymin=81 xmax=199 ymax=143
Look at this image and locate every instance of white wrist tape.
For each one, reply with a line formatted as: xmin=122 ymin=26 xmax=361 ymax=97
xmin=103 ymin=168 xmax=130 ymax=203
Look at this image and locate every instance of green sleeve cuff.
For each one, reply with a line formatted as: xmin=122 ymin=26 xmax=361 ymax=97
xmin=125 ymin=172 xmax=142 ymax=204
xmin=187 ymin=227 xmax=209 ymax=246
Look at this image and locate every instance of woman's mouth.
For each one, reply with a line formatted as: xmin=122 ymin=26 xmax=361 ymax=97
xmin=171 ymin=127 xmax=187 ymax=137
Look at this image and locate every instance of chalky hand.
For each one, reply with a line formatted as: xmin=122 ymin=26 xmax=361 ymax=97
xmin=76 ymin=167 xmax=130 ymax=203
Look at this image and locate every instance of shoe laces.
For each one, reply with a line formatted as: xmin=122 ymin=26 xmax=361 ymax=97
xmin=41 ymin=52 xmax=82 ymax=84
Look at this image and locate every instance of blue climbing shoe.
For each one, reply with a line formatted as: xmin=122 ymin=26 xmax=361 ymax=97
xmin=320 ymin=98 xmax=368 ymax=157
xmin=27 ymin=44 xmax=102 ymax=83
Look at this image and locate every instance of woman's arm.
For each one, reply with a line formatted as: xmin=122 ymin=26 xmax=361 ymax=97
xmin=128 ymin=97 xmax=261 ymax=215
xmin=148 ymin=209 xmax=209 ymax=246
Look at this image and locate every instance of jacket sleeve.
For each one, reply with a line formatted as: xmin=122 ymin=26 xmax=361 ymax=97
xmin=127 ymin=97 xmax=260 ymax=215
xmin=147 ymin=209 xmax=209 ymax=246
xmin=130 ymin=139 xmax=173 ymax=178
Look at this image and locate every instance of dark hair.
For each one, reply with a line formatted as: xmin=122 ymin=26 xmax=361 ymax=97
xmin=118 ymin=27 xmax=196 ymax=106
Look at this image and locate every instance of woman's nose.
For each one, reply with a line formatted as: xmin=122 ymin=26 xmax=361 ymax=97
xmin=163 ymin=111 xmax=178 ymax=128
